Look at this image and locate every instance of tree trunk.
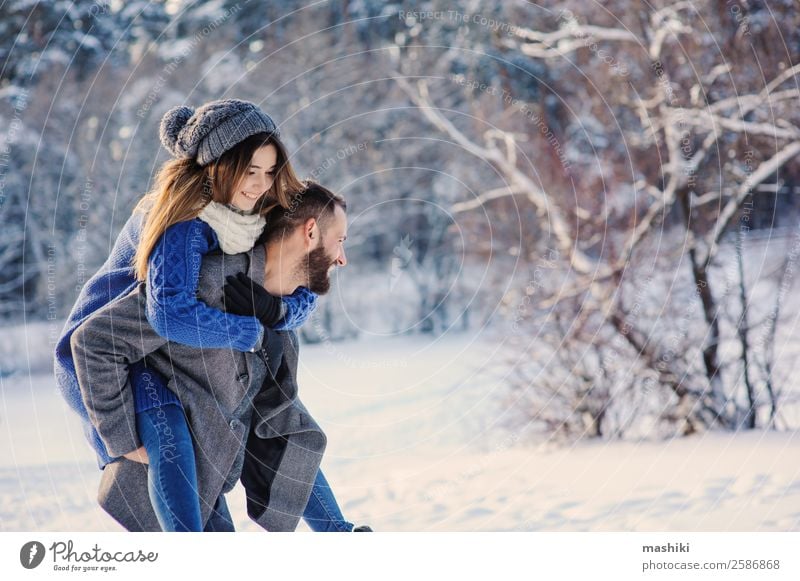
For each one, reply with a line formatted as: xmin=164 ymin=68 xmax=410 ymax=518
xmin=679 ymin=190 xmax=727 ymax=427
xmin=735 ymin=225 xmax=757 ymax=429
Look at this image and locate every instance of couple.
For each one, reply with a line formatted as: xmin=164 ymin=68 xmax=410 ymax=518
xmin=54 ymin=99 xmax=368 ymax=532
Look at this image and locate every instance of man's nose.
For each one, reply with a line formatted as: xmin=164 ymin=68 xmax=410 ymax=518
xmin=337 ymin=247 xmax=347 ymax=267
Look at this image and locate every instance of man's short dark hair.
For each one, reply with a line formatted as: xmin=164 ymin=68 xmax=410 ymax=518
xmin=260 ymin=181 xmax=347 ymax=245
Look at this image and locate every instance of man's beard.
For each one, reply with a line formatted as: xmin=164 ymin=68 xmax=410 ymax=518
xmin=296 ymin=245 xmax=337 ymax=294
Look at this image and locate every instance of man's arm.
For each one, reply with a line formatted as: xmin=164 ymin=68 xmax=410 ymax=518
xmin=71 ymin=285 xmax=169 ymax=458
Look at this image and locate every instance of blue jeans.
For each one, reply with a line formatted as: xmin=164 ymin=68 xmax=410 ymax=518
xmin=137 ymin=403 xmax=353 ymax=532
xmin=303 ymin=469 xmax=355 ymax=532
xmin=203 ymin=495 xmax=235 ymax=532
xmin=136 ymin=404 xmax=203 ymax=532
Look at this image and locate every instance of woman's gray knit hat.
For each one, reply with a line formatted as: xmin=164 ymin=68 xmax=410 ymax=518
xmin=159 ymin=99 xmax=280 ymax=166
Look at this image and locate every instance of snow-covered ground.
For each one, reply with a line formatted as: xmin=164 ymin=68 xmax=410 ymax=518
xmin=1 ymin=330 xmax=798 ymax=532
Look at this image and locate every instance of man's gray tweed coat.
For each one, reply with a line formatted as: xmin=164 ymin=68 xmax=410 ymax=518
xmin=70 ymin=244 xmax=326 ymax=531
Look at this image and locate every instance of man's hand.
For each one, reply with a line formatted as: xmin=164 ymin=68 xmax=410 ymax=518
xmin=223 ymin=272 xmax=283 ymax=328
xmin=123 ymin=446 xmax=149 ymax=464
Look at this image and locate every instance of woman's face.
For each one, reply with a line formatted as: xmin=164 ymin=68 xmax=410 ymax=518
xmin=230 ymin=144 xmax=278 ymax=212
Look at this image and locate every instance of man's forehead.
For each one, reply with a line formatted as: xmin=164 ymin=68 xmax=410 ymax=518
xmin=332 ymin=204 xmax=347 ymax=234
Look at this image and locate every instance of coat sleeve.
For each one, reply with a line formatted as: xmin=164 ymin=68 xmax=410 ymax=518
xmin=145 ymin=219 xmax=265 ymax=352
xmin=70 ymin=286 xmax=169 ymax=458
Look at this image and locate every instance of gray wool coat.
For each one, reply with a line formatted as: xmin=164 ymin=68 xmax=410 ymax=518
xmin=70 ymin=244 xmax=327 ymax=532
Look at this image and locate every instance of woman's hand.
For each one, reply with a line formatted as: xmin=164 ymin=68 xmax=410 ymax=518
xmin=123 ymin=446 xmax=149 ymax=464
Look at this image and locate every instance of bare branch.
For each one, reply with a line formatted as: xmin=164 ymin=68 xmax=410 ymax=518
xmin=708 ymin=69 xmax=800 ymax=116
xmin=513 ymin=23 xmax=639 ymax=45
xmin=705 ymin=141 xmax=800 ymax=263
xmin=451 ymin=184 xmax=527 ymax=213
xmin=658 ymin=107 xmax=800 ymax=140
xmin=395 ymin=75 xmax=597 ymax=274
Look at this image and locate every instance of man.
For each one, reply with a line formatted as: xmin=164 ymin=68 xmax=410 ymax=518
xmin=71 ymin=183 xmax=349 ymax=531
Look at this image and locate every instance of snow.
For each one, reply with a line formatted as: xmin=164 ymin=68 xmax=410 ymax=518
xmin=1 ymin=330 xmax=798 ymax=532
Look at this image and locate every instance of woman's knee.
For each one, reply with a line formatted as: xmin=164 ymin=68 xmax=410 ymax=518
xmin=136 ymin=403 xmax=189 ymax=463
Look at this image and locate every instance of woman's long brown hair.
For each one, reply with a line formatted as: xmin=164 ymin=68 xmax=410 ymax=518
xmin=133 ymin=132 xmax=303 ymax=281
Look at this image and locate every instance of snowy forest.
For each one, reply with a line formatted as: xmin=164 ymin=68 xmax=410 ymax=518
xmin=1 ymin=0 xmax=800 ymax=533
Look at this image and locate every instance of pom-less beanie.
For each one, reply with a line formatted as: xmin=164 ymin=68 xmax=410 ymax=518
xmin=159 ymin=99 xmax=280 ymax=166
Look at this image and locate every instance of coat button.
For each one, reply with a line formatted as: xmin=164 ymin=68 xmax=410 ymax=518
xmin=237 ymin=373 xmax=249 ymax=383
xmin=229 ymin=419 xmax=238 ymax=429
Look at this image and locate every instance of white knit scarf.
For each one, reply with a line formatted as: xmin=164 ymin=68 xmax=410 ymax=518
xmin=198 ymin=201 xmax=266 ymax=254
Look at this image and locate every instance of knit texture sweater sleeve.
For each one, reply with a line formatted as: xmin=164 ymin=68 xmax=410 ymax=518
xmin=145 ymin=219 xmax=264 ymax=351
xmin=274 ymin=286 xmax=318 ymax=331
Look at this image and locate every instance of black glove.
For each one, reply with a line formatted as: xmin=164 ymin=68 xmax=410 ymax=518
xmin=222 ymin=272 xmax=283 ymax=328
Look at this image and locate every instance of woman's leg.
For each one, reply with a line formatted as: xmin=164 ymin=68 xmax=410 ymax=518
xmin=302 ymin=469 xmax=355 ymax=532
xmin=136 ymin=403 xmax=203 ymax=532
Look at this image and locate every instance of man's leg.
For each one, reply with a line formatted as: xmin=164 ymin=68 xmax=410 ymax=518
xmin=203 ymin=495 xmax=235 ymax=532
xmin=240 ymin=425 xmax=354 ymax=531
xmin=302 ymin=469 xmax=355 ymax=532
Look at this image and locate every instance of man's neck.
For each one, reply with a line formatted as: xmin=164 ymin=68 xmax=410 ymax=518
xmin=262 ymin=242 xmax=299 ymax=296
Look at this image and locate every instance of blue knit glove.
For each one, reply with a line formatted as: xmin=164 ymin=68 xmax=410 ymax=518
xmin=274 ymin=286 xmax=318 ymax=330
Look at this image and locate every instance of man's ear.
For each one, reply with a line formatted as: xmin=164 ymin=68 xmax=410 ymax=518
xmin=304 ymin=217 xmax=319 ymax=249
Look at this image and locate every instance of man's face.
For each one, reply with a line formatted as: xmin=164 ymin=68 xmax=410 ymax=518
xmin=296 ymin=205 xmax=348 ymax=295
